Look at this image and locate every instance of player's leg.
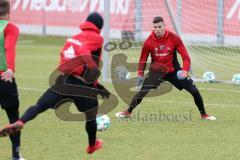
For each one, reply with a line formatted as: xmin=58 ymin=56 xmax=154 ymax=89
xmin=74 ymin=96 xmax=103 ymax=154
xmin=0 ymin=78 xmax=26 ymax=160
xmin=0 ymin=92 xmax=23 ymax=159
xmin=183 ymin=82 xmax=216 ymax=120
xmin=167 ymin=72 xmax=216 ymax=120
xmin=85 ymin=107 xmax=103 ymax=154
xmin=129 ymin=81 xmax=157 ymax=112
xmin=116 ymin=70 xmax=163 ymax=118
xmin=20 ymin=89 xmax=65 ymax=123
xmin=0 ymin=88 xmax=65 ymax=136
xmin=184 ymin=83 xmax=205 ymax=114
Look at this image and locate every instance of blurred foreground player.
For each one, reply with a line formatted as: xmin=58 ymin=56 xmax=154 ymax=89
xmin=0 ymin=0 xmax=26 ymax=159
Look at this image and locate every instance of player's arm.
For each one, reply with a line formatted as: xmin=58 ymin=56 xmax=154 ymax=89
xmin=81 ymin=49 xmax=100 ymax=83
xmin=1 ymin=23 xmax=19 ymax=82
xmin=175 ymin=35 xmax=191 ymax=79
xmin=136 ymin=41 xmax=150 ymax=87
xmin=138 ymin=41 xmax=150 ymax=77
xmin=83 ymin=36 xmax=104 ymax=83
xmin=79 ymin=47 xmax=100 ymax=83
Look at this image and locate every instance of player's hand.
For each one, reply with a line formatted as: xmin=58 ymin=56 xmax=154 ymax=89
xmin=177 ymin=70 xmax=188 ymax=80
xmin=136 ymin=76 xmax=144 ymax=88
xmin=97 ymin=83 xmax=111 ymax=99
xmin=1 ymin=69 xmax=14 ymax=82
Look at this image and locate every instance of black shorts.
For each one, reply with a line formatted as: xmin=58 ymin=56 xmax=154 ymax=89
xmin=0 ymin=79 xmax=19 ymax=110
xmin=0 ymin=78 xmax=18 ymax=96
xmin=38 ymin=88 xmax=98 ymax=112
xmin=162 ymin=72 xmax=194 ymax=90
xmin=145 ymin=69 xmax=194 ymax=90
xmin=39 ymin=75 xmax=98 ymax=112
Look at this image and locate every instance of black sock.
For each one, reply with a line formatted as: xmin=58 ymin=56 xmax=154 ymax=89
xmin=85 ymin=119 xmax=97 ymax=146
xmin=193 ymin=92 xmax=206 ymax=115
xmin=11 ymin=143 xmax=20 ymax=158
xmin=128 ymin=107 xmax=134 ymax=113
xmin=5 ymin=108 xmax=20 ymax=158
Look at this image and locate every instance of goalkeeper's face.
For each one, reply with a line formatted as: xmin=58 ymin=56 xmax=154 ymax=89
xmin=153 ymin=22 xmax=165 ymax=38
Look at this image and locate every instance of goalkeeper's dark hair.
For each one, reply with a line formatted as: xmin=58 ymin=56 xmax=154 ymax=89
xmin=153 ymin=16 xmax=164 ymax=23
xmin=0 ymin=0 xmax=10 ymax=17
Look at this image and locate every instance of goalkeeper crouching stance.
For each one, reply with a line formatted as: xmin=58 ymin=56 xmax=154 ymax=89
xmin=0 ymin=12 xmax=110 ymax=154
xmin=116 ymin=16 xmax=216 ymax=120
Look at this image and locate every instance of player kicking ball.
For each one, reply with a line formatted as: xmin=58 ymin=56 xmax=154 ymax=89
xmin=0 ymin=12 xmax=110 ymax=155
xmin=116 ymin=16 xmax=216 ymax=121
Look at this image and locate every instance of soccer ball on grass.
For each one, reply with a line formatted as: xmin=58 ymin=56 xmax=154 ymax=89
xmin=203 ymin=71 xmax=215 ymax=82
xmin=232 ymin=74 xmax=240 ymax=85
xmin=96 ymin=114 xmax=110 ymax=131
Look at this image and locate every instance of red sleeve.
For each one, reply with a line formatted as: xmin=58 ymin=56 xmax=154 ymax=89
xmin=175 ymin=35 xmax=191 ymax=72
xmin=87 ymin=35 xmax=103 ymax=60
xmin=90 ymin=36 xmax=103 ymax=51
xmin=138 ymin=40 xmax=150 ymax=76
xmin=80 ymin=49 xmax=98 ymax=69
xmin=4 ymin=23 xmax=19 ymax=72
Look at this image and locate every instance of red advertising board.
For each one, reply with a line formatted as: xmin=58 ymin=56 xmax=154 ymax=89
xmin=10 ymin=0 xmax=240 ymax=36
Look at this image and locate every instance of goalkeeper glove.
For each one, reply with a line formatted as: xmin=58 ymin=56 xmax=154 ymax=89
xmin=177 ymin=70 xmax=188 ymax=80
xmin=136 ymin=76 xmax=144 ymax=88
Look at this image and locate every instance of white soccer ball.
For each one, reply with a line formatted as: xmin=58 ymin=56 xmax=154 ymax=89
xmin=115 ymin=66 xmax=131 ymax=79
xmin=203 ymin=71 xmax=215 ymax=82
xmin=96 ymin=114 xmax=110 ymax=131
xmin=232 ymin=74 xmax=240 ymax=84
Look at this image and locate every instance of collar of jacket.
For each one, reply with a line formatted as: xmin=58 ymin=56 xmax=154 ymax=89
xmin=150 ymin=30 xmax=169 ymax=42
xmin=79 ymin=21 xmax=101 ymax=33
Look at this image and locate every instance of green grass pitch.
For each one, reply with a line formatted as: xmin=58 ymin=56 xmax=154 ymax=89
xmin=0 ymin=35 xmax=240 ymax=160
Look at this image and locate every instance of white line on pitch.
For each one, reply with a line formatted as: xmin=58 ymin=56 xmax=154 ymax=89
xmin=18 ymin=87 xmax=45 ymax=92
xmin=18 ymin=87 xmax=239 ymax=107
xmin=155 ymin=100 xmax=238 ymax=107
xmin=17 ymin=55 xmax=57 ymax=58
xmin=16 ymin=75 xmax=49 ymax=79
xmin=198 ymin=87 xmax=240 ymax=93
xmin=17 ymin=81 xmax=240 ymax=93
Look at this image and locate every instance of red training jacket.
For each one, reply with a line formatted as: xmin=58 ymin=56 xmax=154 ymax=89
xmin=0 ymin=18 xmax=19 ymax=74
xmin=138 ymin=30 xmax=191 ymax=76
xmin=58 ymin=21 xmax=103 ymax=76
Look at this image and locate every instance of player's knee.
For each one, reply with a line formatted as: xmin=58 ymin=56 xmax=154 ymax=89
xmin=85 ymin=108 xmax=97 ymax=121
xmin=187 ymin=85 xmax=200 ymax=96
xmin=3 ymin=99 xmax=19 ymax=110
xmin=5 ymin=108 xmax=19 ymax=123
xmin=86 ymin=118 xmax=97 ymax=128
xmin=5 ymin=104 xmax=19 ymax=110
xmin=86 ymin=118 xmax=96 ymax=123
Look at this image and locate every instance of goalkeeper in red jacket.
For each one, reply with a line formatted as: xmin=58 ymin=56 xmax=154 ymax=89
xmin=116 ymin=16 xmax=216 ymax=120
